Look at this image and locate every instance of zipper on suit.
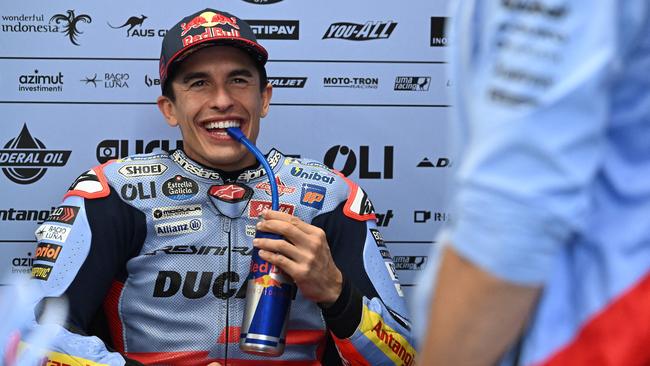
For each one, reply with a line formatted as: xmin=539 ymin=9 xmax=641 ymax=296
xmin=223 ymin=216 xmax=232 ymax=364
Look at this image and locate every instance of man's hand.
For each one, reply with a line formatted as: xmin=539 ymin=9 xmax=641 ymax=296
xmin=253 ymin=210 xmax=343 ymax=306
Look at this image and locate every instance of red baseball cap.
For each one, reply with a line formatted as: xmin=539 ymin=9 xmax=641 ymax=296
xmin=159 ymin=8 xmax=268 ymax=89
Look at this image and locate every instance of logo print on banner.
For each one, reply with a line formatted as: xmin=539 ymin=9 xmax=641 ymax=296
xmin=0 ymin=207 xmax=55 ymax=224
xmin=0 ymin=13 xmax=59 ymax=34
xmin=18 ymin=70 xmax=64 ymax=93
xmin=246 ymin=20 xmax=299 ymax=39
xmin=11 ymin=252 xmax=34 ymax=275
xmin=417 ymin=157 xmax=451 ymax=168
xmin=268 ymin=77 xmax=307 ymax=88
xmin=242 ymin=0 xmax=284 ymax=4
xmin=414 ymin=211 xmax=449 ymax=222
xmin=375 ymin=210 xmax=393 ymax=227
xmin=144 ymin=75 xmax=161 ymax=87
xmin=430 ymin=17 xmax=447 ymax=47
xmin=108 ymin=14 xmax=147 ymax=36
xmin=393 ymin=256 xmax=428 ymax=270
xmin=322 ymin=21 xmax=397 ymax=41
xmin=81 ymin=73 xmax=129 ymax=88
xmin=300 ymin=184 xmax=326 ymax=210
xmin=414 ymin=210 xmax=431 ymax=223
xmin=96 ymin=139 xmax=183 ymax=163
xmin=163 ymin=175 xmax=199 ymax=201
xmin=0 ymin=124 xmax=71 ymax=185
xmin=323 ymin=77 xmax=378 ymax=89
xmin=105 ymin=73 xmax=130 ymax=88
xmin=49 ymin=10 xmax=91 ymax=46
xmin=323 ymin=145 xmax=393 ymax=179
xmin=108 ymin=15 xmax=167 ymax=38
xmin=81 ymin=74 xmax=101 ymax=87
xmin=394 ymin=76 xmax=431 ymax=91
xmin=208 ymin=183 xmax=253 ymax=203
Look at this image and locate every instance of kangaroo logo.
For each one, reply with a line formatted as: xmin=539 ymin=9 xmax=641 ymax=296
xmin=108 ymin=15 xmax=147 ymax=36
xmin=49 ymin=10 xmax=92 ymax=46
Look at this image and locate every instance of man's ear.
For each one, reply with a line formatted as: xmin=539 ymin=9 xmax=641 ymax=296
xmin=260 ymin=83 xmax=273 ymax=118
xmin=157 ymin=95 xmax=178 ymax=127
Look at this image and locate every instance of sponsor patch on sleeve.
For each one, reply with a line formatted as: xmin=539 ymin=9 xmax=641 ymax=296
xmin=336 ymin=305 xmax=415 ymax=365
xmin=46 ymin=205 xmax=79 ymax=225
xmin=35 ymin=224 xmax=70 ymax=244
xmin=64 ymin=163 xmax=111 ymax=200
xmin=300 ymin=183 xmax=327 ymax=210
xmin=369 ymin=228 xmax=385 ymax=247
xmin=385 ymin=262 xmax=398 ymax=281
xmin=34 ymin=243 xmax=62 ymax=263
xmin=31 ymin=263 xmax=53 ymax=281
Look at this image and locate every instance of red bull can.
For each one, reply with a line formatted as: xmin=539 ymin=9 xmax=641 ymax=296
xmin=240 ymin=230 xmax=296 ymax=356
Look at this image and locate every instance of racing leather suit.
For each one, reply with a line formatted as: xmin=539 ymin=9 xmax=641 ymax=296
xmin=31 ymin=149 xmax=416 ymax=366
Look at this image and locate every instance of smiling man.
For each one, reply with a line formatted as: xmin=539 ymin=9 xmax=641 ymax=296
xmin=157 ymin=46 xmax=270 ymax=172
xmin=27 ymin=8 xmax=415 ymax=366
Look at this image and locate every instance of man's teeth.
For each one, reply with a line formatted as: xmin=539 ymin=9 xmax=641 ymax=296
xmin=205 ymin=121 xmax=241 ymax=129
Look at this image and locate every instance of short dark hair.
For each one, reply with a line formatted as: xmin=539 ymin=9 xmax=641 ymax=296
xmin=162 ymin=58 xmax=268 ymax=101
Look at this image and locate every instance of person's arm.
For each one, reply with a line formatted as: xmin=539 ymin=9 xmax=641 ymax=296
xmin=420 ymin=245 xmax=539 ymax=365
xmin=315 ymin=202 xmax=416 ymax=366
xmin=419 ymin=0 xmax=626 ymax=364
xmin=29 ymin=166 xmax=145 ymax=365
xmin=254 ymin=176 xmax=416 ymax=365
xmin=312 ymin=174 xmax=417 ymax=365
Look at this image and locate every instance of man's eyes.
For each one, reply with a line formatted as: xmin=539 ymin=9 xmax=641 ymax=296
xmin=186 ymin=77 xmax=251 ymax=89
xmin=189 ymin=79 xmax=206 ymax=88
xmin=231 ymin=77 xmax=250 ymax=84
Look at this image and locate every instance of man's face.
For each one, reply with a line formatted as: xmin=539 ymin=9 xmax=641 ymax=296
xmin=157 ymin=45 xmax=272 ymax=171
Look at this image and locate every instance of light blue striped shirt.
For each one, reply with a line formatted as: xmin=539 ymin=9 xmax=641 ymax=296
xmin=415 ymin=0 xmax=650 ymax=364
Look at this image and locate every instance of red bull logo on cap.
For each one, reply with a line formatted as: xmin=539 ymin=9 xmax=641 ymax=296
xmin=182 ymin=27 xmax=242 ymax=47
xmin=181 ymin=11 xmax=240 ymax=36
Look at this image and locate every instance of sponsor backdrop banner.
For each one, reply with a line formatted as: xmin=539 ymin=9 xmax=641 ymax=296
xmin=0 ymin=1 xmax=452 ymax=302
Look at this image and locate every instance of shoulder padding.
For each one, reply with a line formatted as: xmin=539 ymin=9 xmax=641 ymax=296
xmin=63 ymin=161 xmax=114 ymax=200
xmin=333 ymin=171 xmax=377 ymax=222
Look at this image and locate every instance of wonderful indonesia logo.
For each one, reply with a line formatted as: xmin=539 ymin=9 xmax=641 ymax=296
xmin=1 ymin=10 xmax=92 ymax=45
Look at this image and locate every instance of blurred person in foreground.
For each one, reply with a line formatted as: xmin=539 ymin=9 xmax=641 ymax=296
xmin=416 ymin=0 xmax=650 ymax=365
xmin=24 ymin=7 xmax=414 ymax=366
xmin=0 ymin=281 xmax=66 ymax=366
